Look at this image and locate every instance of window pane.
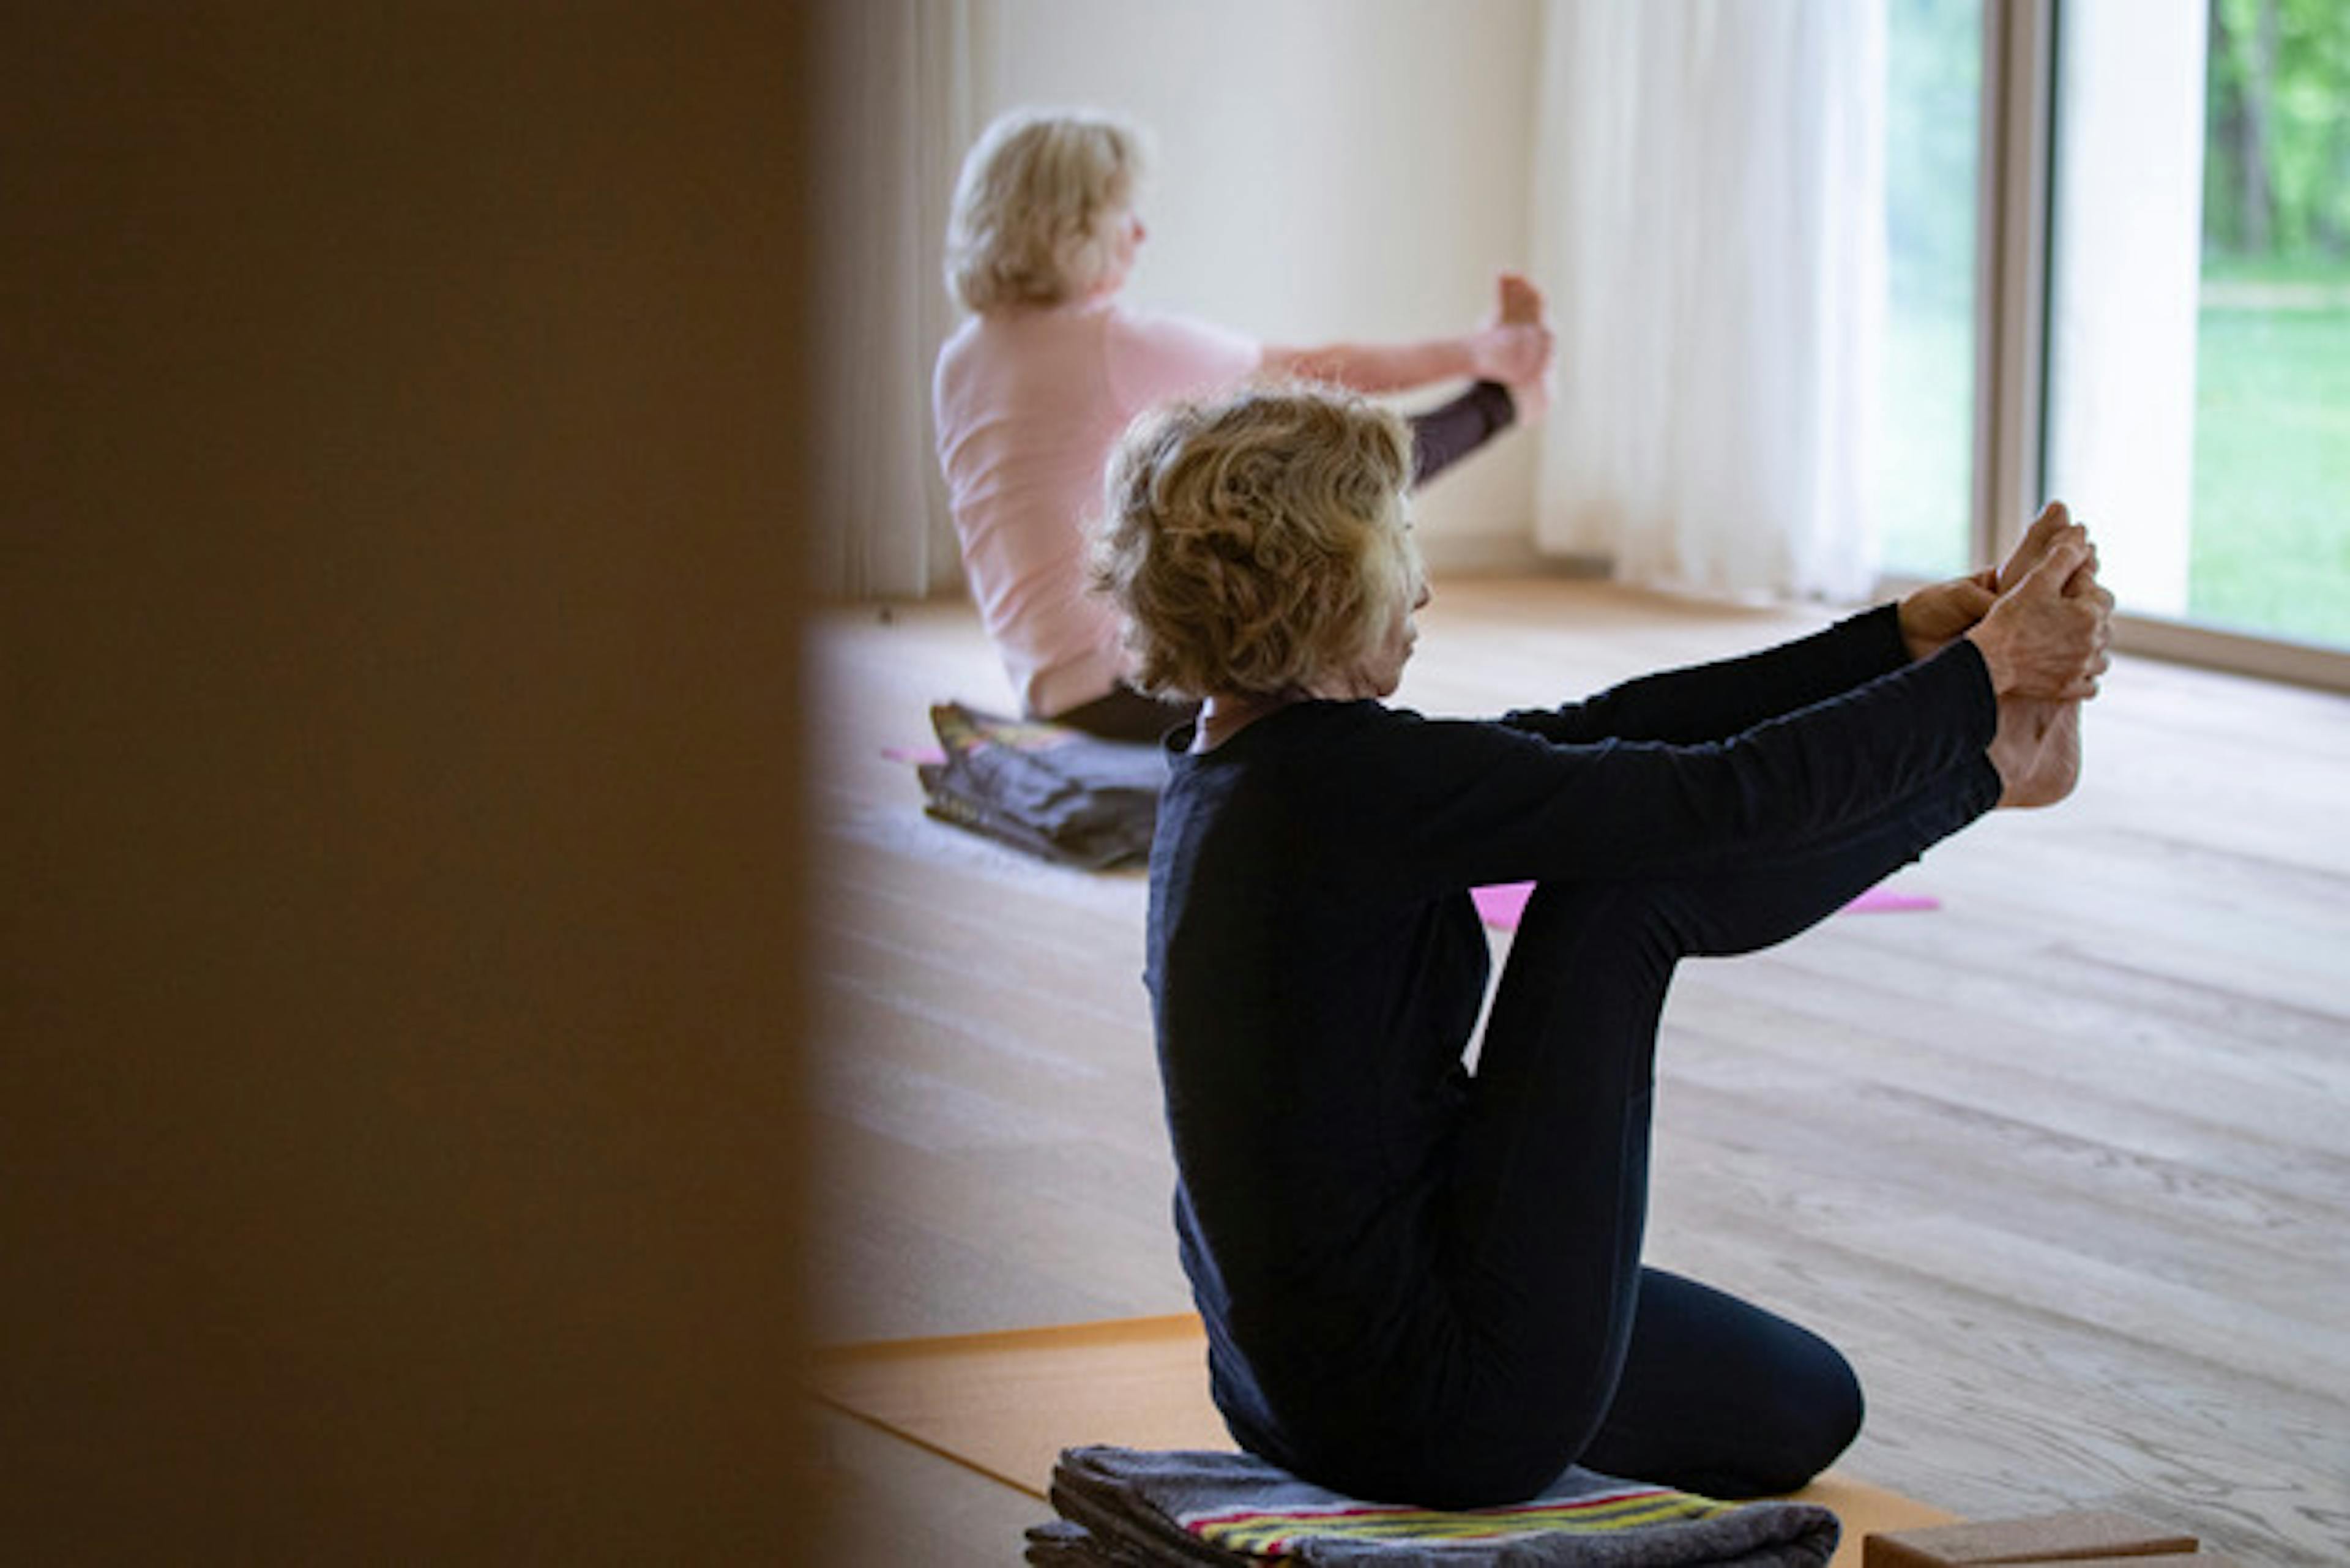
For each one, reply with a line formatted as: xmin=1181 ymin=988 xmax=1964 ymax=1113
xmin=1879 ymin=0 xmax=1984 ymax=581
xmin=2192 ymin=0 xmax=2350 ymax=648
xmin=2049 ymin=0 xmax=2350 ymax=651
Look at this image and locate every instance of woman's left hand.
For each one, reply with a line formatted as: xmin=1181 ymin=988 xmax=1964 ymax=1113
xmin=1468 ymin=323 xmax=1553 ymax=386
xmin=1898 ymin=569 xmax=1999 ymax=662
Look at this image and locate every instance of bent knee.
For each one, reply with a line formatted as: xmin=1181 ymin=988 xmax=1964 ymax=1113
xmin=1712 ymin=1350 xmax=1865 ymax=1498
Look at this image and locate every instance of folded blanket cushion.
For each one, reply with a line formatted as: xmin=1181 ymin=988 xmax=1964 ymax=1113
xmin=917 ymin=703 xmax=1165 ymax=870
xmin=1029 ymin=1446 xmax=1840 ymax=1567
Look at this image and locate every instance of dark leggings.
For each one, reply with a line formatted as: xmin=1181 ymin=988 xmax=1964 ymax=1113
xmin=1226 ymin=763 xmax=1996 ymax=1507
xmin=1406 ymin=378 xmax=1517 ymax=488
xmin=1050 ymin=383 xmax=1519 ymax=744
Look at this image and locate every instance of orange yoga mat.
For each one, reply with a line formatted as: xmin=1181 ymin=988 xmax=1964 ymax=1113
xmin=810 ymin=1313 xmax=1956 ymax=1567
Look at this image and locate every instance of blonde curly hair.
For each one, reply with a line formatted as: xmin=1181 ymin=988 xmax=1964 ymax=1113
xmin=945 ymin=108 xmax=1146 ymax=313
xmin=1092 ymin=384 xmax=1422 ymax=700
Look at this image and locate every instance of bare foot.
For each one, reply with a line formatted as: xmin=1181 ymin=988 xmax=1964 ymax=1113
xmin=1990 ymin=695 xmax=2083 ymax=808
xmin=1498 ymin=271 xmax=1544 ymax=326
xmin=1493 ymin=271 xmax=1554 ymax=421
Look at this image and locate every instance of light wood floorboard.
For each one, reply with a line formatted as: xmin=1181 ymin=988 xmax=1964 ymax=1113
xmin=807 ymin=580 xmax=2350 ymax=1566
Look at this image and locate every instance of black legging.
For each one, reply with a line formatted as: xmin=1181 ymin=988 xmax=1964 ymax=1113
xmin=1406 ymin=378 xmax=1518 ymax=488
xmin=1052 ymin=381 xmax=1519 ymax=744
xmin=1210 ymin=762 xmax=1994 ymax=1507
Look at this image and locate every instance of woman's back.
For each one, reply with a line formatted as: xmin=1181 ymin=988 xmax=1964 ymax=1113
xmin=933 ymin=299 xmax=1257 ymax=716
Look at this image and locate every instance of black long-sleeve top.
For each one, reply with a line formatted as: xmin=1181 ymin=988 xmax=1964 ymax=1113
xmin=1145 ymin=605 xmax=1999 ymax=1389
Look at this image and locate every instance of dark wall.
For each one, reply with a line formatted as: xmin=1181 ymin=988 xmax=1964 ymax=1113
xmin=4 ymin=6 xmax=819 ymax=1557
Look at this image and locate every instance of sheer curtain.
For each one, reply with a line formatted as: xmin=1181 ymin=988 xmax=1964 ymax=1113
xmin=1528 ymin=0 xmax=1887 ymax=602
xmin=810 ymin=0 xmax=997 ymax=600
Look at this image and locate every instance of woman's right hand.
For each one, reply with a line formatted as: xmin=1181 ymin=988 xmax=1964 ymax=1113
xmin=1996 ymin=500 xmax=2076 ymax=592
xmin=1964 ymin=526 xmax=2112 ymax=700
xmin=1468 ymin=323 xmax=1553 ymax=386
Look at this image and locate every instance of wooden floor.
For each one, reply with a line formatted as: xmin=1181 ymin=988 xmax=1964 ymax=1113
xmin=804 ymin=578 xmax=2350 ymax=1567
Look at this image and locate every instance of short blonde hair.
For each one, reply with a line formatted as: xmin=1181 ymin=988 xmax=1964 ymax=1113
xmin=1093 ymin=384 xmax=1420 ymax=700
xmin=945 ymin=109 xmax=1146 ymax=313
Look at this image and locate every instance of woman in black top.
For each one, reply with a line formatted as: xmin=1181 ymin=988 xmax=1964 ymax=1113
xmin=1092 ymin=384 xmax=2111 ymax=1509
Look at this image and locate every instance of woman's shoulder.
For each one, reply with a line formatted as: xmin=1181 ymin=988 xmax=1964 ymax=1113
xmin=1103 ymin=300 xmax=1258 ymax=357
xmin=1175 ymin=701 xmax=1495 ymax=780
xmin=1102 ymin=303 xmax=1261 ymax=405
xmin=935 ymin=301 xmax=1116 ymax=413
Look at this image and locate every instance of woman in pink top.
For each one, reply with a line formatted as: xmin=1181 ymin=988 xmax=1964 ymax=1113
xmin=934 ymin=108 xmax=1553 ymax=741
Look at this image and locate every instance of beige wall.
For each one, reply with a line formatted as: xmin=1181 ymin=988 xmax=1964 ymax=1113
xmin=983 ymin=0 xmax=1549 ymax=567
xmin=4 ymin=7 xmax=820 ymax=1558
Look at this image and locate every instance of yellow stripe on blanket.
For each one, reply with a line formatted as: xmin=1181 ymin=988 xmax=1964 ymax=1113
xmin=1188 ymin=1484 xmax=1733 ymax=1555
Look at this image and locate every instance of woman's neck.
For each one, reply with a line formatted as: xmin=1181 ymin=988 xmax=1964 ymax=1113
xmin=1190 ymin=689 xmax=1304 ymax=753
xmin=1203 ymin=691 xmax=1297 ymax=752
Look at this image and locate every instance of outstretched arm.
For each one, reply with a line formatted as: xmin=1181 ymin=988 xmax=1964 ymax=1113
xmin=1370 ymin=639 xmax=2003 ymax=898
xmin=1390 ymin=547 xmax=2108 ymax=894
xmin=1501 ymin=504 xmax=2115 ymax=747
xmin=1260 ymin=325 xmax=1549 ymax=394
xmin=1501 ymin=606 xmax=1915 ymax=747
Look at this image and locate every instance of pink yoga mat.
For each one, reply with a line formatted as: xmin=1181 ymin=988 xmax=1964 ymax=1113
xmin=1469 ymin=881 xmax=1938 ymax=931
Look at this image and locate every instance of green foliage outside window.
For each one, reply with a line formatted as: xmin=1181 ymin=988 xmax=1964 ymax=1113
xmin=2198 ymin=0 xmax=2350 ymax=646
xmin=2204 ymin=0 xmax=2350 ymax=262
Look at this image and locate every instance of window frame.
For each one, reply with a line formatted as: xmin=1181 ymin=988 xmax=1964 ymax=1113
xmin=1912 ymin=0 xmax=2350 ymax=692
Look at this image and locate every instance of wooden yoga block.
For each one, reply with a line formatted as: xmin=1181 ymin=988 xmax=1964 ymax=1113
xmin=811 ymin=1313 xmax=1961 ymax=1568
xmin=1863 ymin=1507 xmax=2213 ymax=1566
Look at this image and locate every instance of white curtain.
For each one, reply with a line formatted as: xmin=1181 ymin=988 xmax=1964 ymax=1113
xmin=810 ymin=0 xmax=998 ymax=600
xmin=1528 ymin=0 xmax=1887 ymax=602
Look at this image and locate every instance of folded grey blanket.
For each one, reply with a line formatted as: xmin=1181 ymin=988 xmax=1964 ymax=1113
xmin=1024 ymin=1447 xmax=1839 ymax=1567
